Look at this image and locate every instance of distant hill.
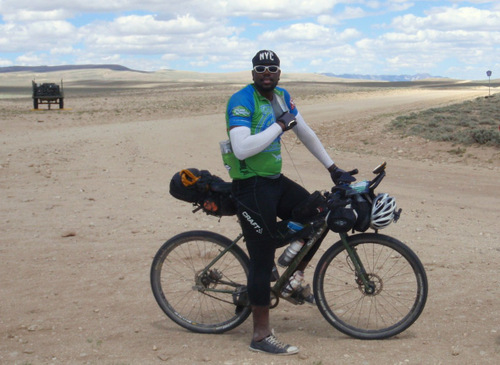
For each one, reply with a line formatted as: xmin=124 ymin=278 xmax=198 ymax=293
xmin=322 ymin=73 xmax=447 ymax=82
xmin=0 ymin=65 xmax=446 ymax=82
xmin=0 ymin=64 xmax=146 ymax=73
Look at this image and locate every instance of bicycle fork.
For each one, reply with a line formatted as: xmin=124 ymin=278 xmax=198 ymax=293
xmin=339 ymin=232 xmax=376 ymax=295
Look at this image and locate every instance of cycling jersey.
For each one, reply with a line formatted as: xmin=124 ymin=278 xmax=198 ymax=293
xmin=225 ymin=84 xmax=298 ymax=180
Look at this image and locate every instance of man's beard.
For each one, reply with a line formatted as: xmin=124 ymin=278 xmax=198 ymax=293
xmin=254 ymin=79 xmax=278 ymax=93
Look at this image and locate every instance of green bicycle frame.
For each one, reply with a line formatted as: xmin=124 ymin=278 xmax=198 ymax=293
xmin=195 ymin=222 xmax=374 ymax=299
xmin=272 ymin=222 xmax=328 ymax=296
xmin=195 ymin=233 xmax=245 ymax=295
xmin=272 ymin=221 xmax=374 ymax=300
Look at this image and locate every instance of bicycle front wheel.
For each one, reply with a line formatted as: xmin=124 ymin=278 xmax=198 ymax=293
xmin=314 ymin=233 xmax=428 ymax=339
xmin=151 ymin=230 xmax=251 ymax=334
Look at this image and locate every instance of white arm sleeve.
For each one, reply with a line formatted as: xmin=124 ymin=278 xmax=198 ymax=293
xmin=229 ymin=124 xmax=283 ymax=160
xmin=292 ymin=112 xmax=335 ymax=168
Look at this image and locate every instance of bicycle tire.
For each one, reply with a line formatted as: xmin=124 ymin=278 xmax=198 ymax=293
xmin=314 ymin=233 xmax=428 ymax=340
xmin=150 ymin=230 xmax=251 ymax=334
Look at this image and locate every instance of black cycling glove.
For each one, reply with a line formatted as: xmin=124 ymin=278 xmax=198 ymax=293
xmin=277 ymin=112 xmax=297 ymax=131
xmin=330 ymin=165 xmax=357 ymax=185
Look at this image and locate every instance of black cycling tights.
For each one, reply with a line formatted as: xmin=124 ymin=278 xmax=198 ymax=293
xmin=232 ymin=175 xmax=310 ymax=306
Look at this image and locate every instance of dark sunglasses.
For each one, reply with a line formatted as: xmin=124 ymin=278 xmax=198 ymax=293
xmin=253 ymin=65 xmax=280 ymax=73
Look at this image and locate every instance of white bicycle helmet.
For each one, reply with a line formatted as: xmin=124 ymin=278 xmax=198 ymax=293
xmin=370 ymin=193 xmax=397 ymax=230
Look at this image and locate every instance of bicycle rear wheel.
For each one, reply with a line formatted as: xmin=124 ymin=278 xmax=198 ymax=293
xmin=314 ymin=233 xmax=427 ymax=339
xmin=151 ymin=230 xmax=251 ymax=334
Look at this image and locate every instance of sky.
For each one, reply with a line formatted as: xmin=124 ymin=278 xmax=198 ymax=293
xmin=0 ymin=0 xmax=499 ymax=80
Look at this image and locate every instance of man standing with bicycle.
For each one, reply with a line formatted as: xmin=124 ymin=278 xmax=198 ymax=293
xmin=224 ymin=50 xmax=355 ymax=355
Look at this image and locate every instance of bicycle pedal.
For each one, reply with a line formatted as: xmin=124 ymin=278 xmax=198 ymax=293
xmin=235 ymin=305 xmax=245 ymax=315
xmin=232 ymin=286 xmax=249 ymax=308
xmin=291 ymin=284 xmax=315 ymax=305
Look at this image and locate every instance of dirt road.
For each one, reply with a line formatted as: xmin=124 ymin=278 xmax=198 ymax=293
xmin=1 ymin=83 xmax=499 ymax=364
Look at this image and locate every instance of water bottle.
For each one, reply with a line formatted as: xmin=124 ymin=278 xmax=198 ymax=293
xmin=281 ymin=271 xmax=304 ymax=297
xmin=278 ymin=221 xmax=304 ymax=267
xmin=219 ymin=139 xmax=240 ymax=174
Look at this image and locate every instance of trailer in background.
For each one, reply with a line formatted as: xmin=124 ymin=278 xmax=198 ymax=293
xmin=32 ymin=80 xmax=64 ymax=109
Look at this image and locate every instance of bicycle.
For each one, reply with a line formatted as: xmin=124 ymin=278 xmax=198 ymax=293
xmin=150 ymin=162 xmax=428 ymax=340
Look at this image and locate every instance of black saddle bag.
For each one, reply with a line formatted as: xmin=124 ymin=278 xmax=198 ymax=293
xmin=169 ymin=168 xmax=237 ymax=217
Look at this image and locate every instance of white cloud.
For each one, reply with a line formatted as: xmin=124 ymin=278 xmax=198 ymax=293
xmin=2 ymin=9 xmax=71 ymax=22
xmin=16 ymin=53 xmax=47 ymax=65
xmin=392 ymin=7 xmax=500 ymax=32
xmin=341 ymin=28 xmax=363 ymax=40
xmin=340 ymin=5 xmax=500 ymax=76
xmin=0 ymin=1 xmax=499 ymax=79
xmin=102 ymin=14 xmax=207 ymax=35
xmin=0 ymin=20 xmax=78 ymax=52
xmin=0 ymin=58 xmax=13 ymax=67
xmin=260 ymin=23 xmax=332 ymax=42
xmin=212 ymin=0 xmax=341 ymax=19
xmin=340 ymin=6 xmax=370 ymax=19
xmin=0 ymin=0 xmax=153 ymax=14
xmin=317 ymin=15 xmax=341 ymax=26
xmin=79 ymin=14 xmax=242 ymax=60
xmin=259 ymin=22 xmax=360 ymax=46
xmin=385 ymin=0 xmax=414 ymax=12
xmin=0 ymin=0 xmax=341 ymax=22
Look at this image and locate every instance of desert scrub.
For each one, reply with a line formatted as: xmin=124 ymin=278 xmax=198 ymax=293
xmin=388 ymin=94 xmax=500 ymax=147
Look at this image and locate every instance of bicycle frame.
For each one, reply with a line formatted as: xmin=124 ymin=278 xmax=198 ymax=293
xmin=194 ymin=161 xmax=390 ymax=302
xmin=193 ymin=219 xmax=373 ymax=305
xmin=194 ymin=232 xmax=245 ymax=295
xmin=272 ymin=220 xmax=328 ymax=301
xmin=272 ymin=225 xmax=375 ymax=302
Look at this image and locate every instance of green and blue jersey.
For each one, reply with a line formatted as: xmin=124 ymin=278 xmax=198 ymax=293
xmin=225 ymin=84 xmax=298 ymax=180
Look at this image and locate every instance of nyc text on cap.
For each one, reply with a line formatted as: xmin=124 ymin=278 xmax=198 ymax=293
xmin=252 ymin=50 xmax=280 ymax=66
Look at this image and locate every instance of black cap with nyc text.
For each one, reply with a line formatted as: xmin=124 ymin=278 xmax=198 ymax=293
xmin=252 ymin=50 xmax=280 ymax=67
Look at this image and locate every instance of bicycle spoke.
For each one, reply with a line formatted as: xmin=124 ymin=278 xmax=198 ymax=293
xmin=151 ymin=232 xmax=251 ymax=333
xmin=314 ymin=233 xmax=427 ymax=339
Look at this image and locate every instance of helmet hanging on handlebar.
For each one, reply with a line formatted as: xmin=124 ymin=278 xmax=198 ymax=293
xmin=370 ymin=193 xmax=397 ymax=230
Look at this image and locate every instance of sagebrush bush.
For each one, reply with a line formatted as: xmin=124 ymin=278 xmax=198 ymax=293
xmin=389 ymin=94 xmax=500 ymax=147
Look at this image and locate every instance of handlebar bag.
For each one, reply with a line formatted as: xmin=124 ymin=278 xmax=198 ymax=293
xmin=351 ymin=194 xmax=371 ymax=232
xmin=327 ymin=205 xmax=357 ymax=233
